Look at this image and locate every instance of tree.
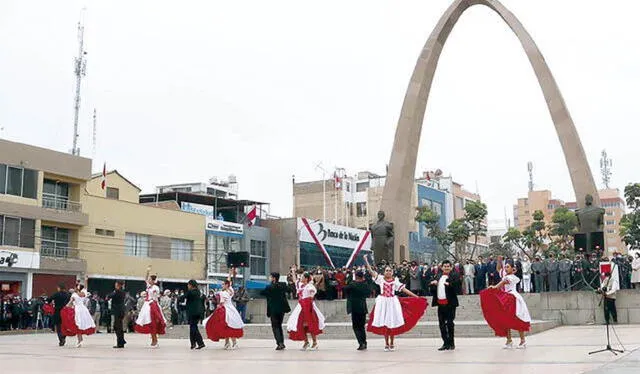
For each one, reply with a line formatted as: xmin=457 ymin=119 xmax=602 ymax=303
xmin=503 ymin=227 xmax=535 ymax=260
xmin=620 ymin=183 xmax=640 ymax=250
xmin=525 ymin=210 xmax=548 ymax=257
xmin=448 ymin=219 xmax=470 ymax=261
xmin=415 ymin=207 xmax=456 ymax=261
xmin=488 ymin=237 xmax=516 ymax=259
xmin=549 ymin=207 xmax=578 ymax=252
xmin=464 ymin=200 xmax=488 ymax=259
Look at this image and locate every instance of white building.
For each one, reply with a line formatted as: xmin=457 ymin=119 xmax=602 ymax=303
xmin=156 ymin=175 xmax=239 ymax=199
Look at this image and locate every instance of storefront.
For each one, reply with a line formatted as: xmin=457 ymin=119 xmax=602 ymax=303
xmin=297 ymin=218 xmax=372 ymax=269
xmin=0 ymin=249 xmax=40 ymax=298
xmin=206 ymin=217 xmax=244 ymax=279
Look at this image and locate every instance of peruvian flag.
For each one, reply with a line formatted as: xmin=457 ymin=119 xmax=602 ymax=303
xmin=101 ymin=163 xmax=106 ymax=190
xmin=246 ymin=205 xmax=257 ymax=227
xmin=334 ymin=171 xmax=342 ymax=190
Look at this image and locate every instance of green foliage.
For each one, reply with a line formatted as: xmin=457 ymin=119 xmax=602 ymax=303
xmin=549 ymin=206 xmax=578 ymax=251
xmin=415 ymin=207 xmax=455 ymax=260
xmin=620 ymin=183 xmax=640 ymax=250
xmin=464 ymin=200 xmax=488 ymax=259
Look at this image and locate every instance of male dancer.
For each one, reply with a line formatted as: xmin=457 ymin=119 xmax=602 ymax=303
xmin=260 ymin=271 xmax=291 ymax=350
xmin=430 ymin=260 xmax=461 ymax=351
xmin=49 ymin=283 xmax=70 ymax=346
xmin=182 ymin=279 xmax=205 ymax=349
xmin=344 ymin=270 xmax=370 ymax=350
xmin=107 ymin=280 xmax=127 ymax=348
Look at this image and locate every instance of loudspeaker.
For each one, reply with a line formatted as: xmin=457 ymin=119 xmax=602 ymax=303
xmin=591 ymin=231 xmax=604 ymax=252
xmin=227 ymin=251 xmax=250 ymax=268
xmin=574 ymin=233 xmax=587 ymax=252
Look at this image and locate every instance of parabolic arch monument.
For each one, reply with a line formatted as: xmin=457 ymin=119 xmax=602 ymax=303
xmin=379 ymin=0 xmax=600 ymax=262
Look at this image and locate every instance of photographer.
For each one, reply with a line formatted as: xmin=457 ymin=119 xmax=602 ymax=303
xmin=598 ymin=271 xmax=619 ymax=324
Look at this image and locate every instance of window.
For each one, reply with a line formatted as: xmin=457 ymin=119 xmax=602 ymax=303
xmin=345 ymin=182 xmax=351 ymax=192
xmin=106 ymin=187 xmax=120 ymax=200
xmin=43 ymin=179 xmax=71 ymax=210
xmin=456 ymin=197 xmax=464 ymax=212
xmin=0 ymin=165 xmax=37 ymax=199
xmin=432 ymin=201 xmax=443 ymax=216
xmin=356 ymin=182 xmax=369 ymax=192
xmin=250 ymin=240 xmax=267 ymax=276
xmin=421 ymin=199 xmax=432 ymax=209
xmin=171 ymin=239 xmax=193 ymax=261
xmin=524 ymin=210 xmax=530 ymax=215
xmin=0 ymin=215 xmax=35 ymax=248
xmin=607 ymin=229 xmax=616 ymax=234
xmin=125 ymin=233 xmax=150 ymax=257
xmin=207 ymin=233 xmax=240 ymax=274
xmin=95 ymin=228 xmax=115 ymax=237
xmin=606 ymin=211 xmax=614 ymax=216
xmin=356 ymin=202 xmax=367 ymax=217
xmin=41 ymin=226 xmax=70 ymax=258
xmin=606 ymin=220 xmax=615 ymax=226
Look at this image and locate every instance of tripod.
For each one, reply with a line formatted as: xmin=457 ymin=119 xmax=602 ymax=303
xmin=588 ymin=263 xmax=624 ymax=356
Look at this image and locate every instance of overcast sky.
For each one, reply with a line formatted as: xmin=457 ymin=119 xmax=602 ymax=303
xmin=1 ymin=0 xmax=638 ymax=223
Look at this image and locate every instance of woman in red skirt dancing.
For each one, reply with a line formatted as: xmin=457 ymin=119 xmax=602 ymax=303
xmin=364 ymin=257 xmax=427 ymax=351
xmin=480 ymin=260 xmax=531 ymax=349
xmin=204 ymin=269 xmax=244 ymax=349
xmin=286 ymin=265 xmax=326 ymax=350
xmin=135 ymin=266 xmax=167 ymax=347
xmin=60 ymin=284 xmax=96 ymax=347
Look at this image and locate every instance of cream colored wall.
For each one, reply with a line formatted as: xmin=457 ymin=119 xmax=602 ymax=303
xmin=86 ymin=173 xmax=140 ymax=203
xmin=79 ymin=195 xmax=206 ymax=280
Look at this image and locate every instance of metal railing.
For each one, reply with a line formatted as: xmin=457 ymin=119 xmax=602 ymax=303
xmin=40 ymin=244 xmax=79 ymax=259
xmin=42 ymin=194 xmax=82 ymax=212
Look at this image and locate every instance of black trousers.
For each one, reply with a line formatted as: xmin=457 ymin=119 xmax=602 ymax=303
xmin=113 ymin=312 xmax=126 ymax=347
xmin=53 ymin=314 xmax=65 ymax=344
xmin=351 ymin=312 xmax=367 ymax=346
xmin=437 ymin=305 xmax=456 ymax=347
xmin=188 ymin=316 xmax=204 ymax=347
xmin=604 ymin=298 xmax=618 ymax=324
xmin=270 ymin=313 xmax=285 ymax=346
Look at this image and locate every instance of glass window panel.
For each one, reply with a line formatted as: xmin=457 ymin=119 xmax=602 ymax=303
xmin=125 ymin=233 xmax=136 ymax=256
xmin=19 ymin=219 xmax=35 ymax=248
xmin=0 ymin=165 xmax=6 ymax=194
xmin=3 ymin=217 xmax=20 ymax=246
xmin=41 ymin=226 xmax=56 ymax=240
xmin=22 ymin=169 xmax=37 ymax=199
xmin=43 ymin=179 xmax=57 ymax=195
xmin=56 ymin=228 xmax=69 ymax=244
xmin=6 ymin=167 xmax=23 ymax=196
xmin=0 ymin=215 xmax=3 ymax=244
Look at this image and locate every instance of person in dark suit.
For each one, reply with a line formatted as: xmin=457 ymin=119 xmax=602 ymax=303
xmin=475 ymin=256 xmax=487 ymax=292
xmin=107 ymin=280 xmax=127 ymax=348
xmin=344 ymin=270 xmax=370 ymax=350
xmin=181 ymin=279 xmax=205 ymax=350
xmin=49 ymin=283 xmax=70 ymax=347
xmin=430 ymin=260 xmax=462 ymax=351
xmin=260 ymin=271 xmax=291 ymax=350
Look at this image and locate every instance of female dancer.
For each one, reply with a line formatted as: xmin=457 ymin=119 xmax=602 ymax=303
xmin=204 ymin=269 xmax=244 ymax=349
xmin=364 ymin=257 xmax=427 ymax=351
xmin=60 ymin=284 xmax=96 ymax=347
xmin=135 ymin=266 xmax=167 ymax=347
xmin=286 ymin=265 xmax=325 ymax=350
xmin=480 ymin=260 xmax=531 ymax=349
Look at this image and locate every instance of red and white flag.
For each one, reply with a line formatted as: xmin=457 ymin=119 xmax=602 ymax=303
xmin=101 ymin=163 xmax=107 ymax=190
xmin=334 ymin=171 xmax=342 ymax=190
xmin=246 ymin=205 xmax=257 ymax=227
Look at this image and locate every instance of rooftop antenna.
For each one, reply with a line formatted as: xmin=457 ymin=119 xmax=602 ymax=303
xmin=71 ymin=8 xmax=88 ymax=156
xmin=527 ymin=161 xmax=534 ymax=192
xmin=91 ymin=108 xmax=97 ymax=158
xmin=600 ymin=150 xmax=613 ymax=189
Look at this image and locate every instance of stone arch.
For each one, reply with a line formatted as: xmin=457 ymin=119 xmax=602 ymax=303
xmin=379 ymin=0 xmax=599 ymax=262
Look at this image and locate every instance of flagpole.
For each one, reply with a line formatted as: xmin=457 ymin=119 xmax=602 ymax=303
xmin=334 ymin=171 xmax=338 ymax=224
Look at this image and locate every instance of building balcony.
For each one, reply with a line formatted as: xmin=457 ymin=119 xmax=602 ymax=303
xmin=42 ymin=194 xmax=82 ymax=213
xmin=39 ymin=246 xmax=86 ymax=273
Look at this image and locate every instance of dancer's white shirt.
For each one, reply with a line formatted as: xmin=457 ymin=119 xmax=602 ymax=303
xmin=503 ymin=274 xmax=531 ymax=323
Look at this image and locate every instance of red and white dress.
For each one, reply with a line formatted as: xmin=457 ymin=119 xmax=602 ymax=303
xmin=61 ymin=292 xmax=96 ymax=336
xmin=203 ymin=288 xmax=244 ymax=341
xmin=367 ymin=275 xmax=427 ymax=336
xmin=286 ymin=281 xmax=326 ymax=341
xmin=135 ymin=283 xmax=167 ymax=335
xmin=480 ymin=274 xmax=531 ymax=336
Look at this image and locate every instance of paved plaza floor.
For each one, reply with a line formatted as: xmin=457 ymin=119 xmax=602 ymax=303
xmin=0 ymin=325 xmax=638 ymax=374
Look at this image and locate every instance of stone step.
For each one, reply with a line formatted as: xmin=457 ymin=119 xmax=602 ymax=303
xmin=163 ymin=320 xmax=559 ymax=340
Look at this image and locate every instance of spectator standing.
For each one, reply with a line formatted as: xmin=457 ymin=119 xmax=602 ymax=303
xmin=632 ymin=253 xmax=640 ymax=289
xmin=463 ymin=259 xmax=475 ymax=294
xmin=232 ymin=286 xmax=250 ymax=323
xmin=531 ymin=257 xmax=545 ymax=292
xmin=558 ymin=254 xmax=572 ymax=292
xmin=160 ymin=290 xmax=173 ymax=328
xmin=521 ymin=256 xmax=532 ymax=293
xmin=475 ymin=256 xmax=487 ymax=293
xmin=409 ymin=261 xmax=422 ymax=296
xmin=487 ymin=257 xmax=498 ymax=286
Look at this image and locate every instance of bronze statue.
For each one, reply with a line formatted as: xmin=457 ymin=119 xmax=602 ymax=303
xmin=370 ymin=211 xmax=394 ymax=263
xmin=576 ymin=194 xmax=605 ymax=253
xmin=576 ymin=194 xmax=605 ymax=233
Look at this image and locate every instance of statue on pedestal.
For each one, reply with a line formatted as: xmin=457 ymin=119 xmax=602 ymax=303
xmin=576 ymin=194 xmax=605 ymax=253
xmin=370 ymin=210 xmax=394 ymax=263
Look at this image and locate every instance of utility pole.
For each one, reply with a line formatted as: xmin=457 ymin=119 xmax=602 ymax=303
xmin=315 ymin=162 xmax=327 ymax=222
xmin=600 ymin=150 xmax=613 ymax=189
xmin=71 ymin=9 xmax=88 ymax=156
xmin=527 ymin=161 xmax=534 ymax=192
